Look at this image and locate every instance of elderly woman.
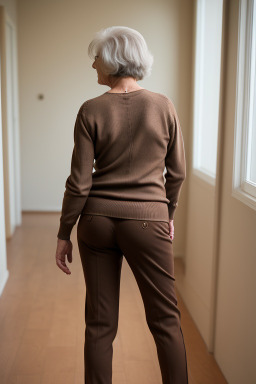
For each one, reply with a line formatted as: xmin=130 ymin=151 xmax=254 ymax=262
xmin=55 ymin=26 xmax=188 ymax=384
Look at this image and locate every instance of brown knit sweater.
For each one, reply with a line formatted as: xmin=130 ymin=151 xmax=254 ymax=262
xmin=57 ymin=89 xmax=186 ymax=240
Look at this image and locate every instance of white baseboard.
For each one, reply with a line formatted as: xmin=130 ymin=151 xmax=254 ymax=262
xmin=0 ymin=269 xmax=9 ymax=297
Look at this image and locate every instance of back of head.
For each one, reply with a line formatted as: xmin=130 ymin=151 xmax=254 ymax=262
xmin=88 ymin=26 xmax=154 ymax=81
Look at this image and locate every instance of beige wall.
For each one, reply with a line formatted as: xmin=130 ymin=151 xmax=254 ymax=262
xmin=214 ymin=0 xmax=256 ymax=382
xmin=174 ymin=0 xmax=223 ymax=352
xmin=0 ymin=10 xmax=9 ymax=295
xmin=5 ymin=0 xmax=256 ymax=382
xmin=175 ymin=0 xmax=256 ymax=383
xmin=0 ymin=0 xmax=16 ymax=23
xmin=17 ymin=0 xmax=193 ymax=256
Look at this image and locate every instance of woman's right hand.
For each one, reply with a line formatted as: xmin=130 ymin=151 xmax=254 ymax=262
xmin=169 ymin=219 xmax=174 ymax=241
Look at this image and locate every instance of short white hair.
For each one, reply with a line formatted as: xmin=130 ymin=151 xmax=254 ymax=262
xmin=88 ymin=26 xmax=154 ymax=81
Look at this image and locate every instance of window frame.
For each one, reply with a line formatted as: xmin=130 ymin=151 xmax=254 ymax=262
xmin=232 ymin=0 xmax=256 ymax=211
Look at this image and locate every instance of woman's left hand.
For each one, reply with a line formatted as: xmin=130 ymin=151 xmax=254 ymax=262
xmin=55 ymin=239 xmax=73 ymax=275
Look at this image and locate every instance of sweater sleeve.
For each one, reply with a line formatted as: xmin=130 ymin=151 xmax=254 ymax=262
xmin=164 ymin=102 xmax=186 ymax=220
xmin=57 ymin=104 xmax=94 ymax=240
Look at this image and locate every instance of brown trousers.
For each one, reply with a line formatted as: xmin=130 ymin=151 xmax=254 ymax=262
xmin=77 ymin=214 xmax=189 ymax=384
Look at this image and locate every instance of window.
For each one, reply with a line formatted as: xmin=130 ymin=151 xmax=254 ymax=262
xmin=233 ymin=0 xmax=256 ymax=210
xmin=193 ymin=0 xmax=224 ymax=184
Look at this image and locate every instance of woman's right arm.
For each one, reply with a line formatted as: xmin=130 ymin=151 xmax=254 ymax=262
xmin=164 ymin=102 xmax=186 ymax=221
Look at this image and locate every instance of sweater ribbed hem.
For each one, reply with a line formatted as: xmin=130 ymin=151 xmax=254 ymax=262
xmin=81 ymin=197 xmax=170 ymax=222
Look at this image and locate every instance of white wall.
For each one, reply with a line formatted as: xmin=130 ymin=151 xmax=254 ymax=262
xmin=17 ymin=0 xmax=193 ymax=256
xmin=1 ymin=1 xmax=21 ymax=240
xmin=0 ymin=0 xmax=17 ymax=294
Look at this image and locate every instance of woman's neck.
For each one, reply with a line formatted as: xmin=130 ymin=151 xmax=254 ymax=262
xmin=107 ymin=76 xmax=143 ymax=93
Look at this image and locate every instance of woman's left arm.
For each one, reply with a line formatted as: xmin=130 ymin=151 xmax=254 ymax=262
xmin=55 ymin=103 xmax=94 ymax=274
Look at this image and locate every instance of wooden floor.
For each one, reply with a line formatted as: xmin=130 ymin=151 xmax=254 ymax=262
xmin=0 ymin=212 xmax=227 ymax=384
